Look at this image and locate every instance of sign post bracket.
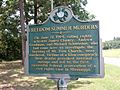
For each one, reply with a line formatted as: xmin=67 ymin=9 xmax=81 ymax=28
xmin=57 ymin=77 xmax=68 ymax=90
xmin=48 ymin=75 xmax=71 ymax=90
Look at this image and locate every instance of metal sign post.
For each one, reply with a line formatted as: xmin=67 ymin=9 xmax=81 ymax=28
xmin=57 ymin=78 xmax=67 ymax=90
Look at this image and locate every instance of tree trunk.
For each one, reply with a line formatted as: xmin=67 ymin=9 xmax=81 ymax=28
xmin=34 ymin=0 xmax=37 ymax=24
xmin=19 ymin=0 xmax=26 ymax=65
xmin=24 ymin=0 xmax=29 ymax=25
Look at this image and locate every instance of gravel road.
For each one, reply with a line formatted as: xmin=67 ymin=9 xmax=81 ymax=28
xmin=104 ymin=57 xmax=120 ymax=67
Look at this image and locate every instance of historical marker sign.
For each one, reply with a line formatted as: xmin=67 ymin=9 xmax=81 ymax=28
xmin=25 ymin=6 xmax=104 ymax=78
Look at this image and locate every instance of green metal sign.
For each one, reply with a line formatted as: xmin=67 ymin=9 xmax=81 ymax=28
xmin=25 ymin=6 xmax=104 ymax=78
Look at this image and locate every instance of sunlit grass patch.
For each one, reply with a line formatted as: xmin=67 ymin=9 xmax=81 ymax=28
xmin=103 ymin=49 xmax=120 ymax=58
xmin=68 ymin=64 xmax=120 ymax=90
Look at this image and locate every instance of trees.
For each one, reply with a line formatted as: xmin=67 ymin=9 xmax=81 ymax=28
xmin=0 ymin=0 xmax=94 ymax=61
xmin=24 ymin=0 xmax=94 ymax=24
xmin=103 ymin=37 xmax=120 ymax=50
xmin=0 ymin=0 xmax=22 ymax=61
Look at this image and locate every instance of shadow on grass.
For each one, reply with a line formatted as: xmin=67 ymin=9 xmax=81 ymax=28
xmin=0 ymin=61 xmax=48 ymax=90
xmin=68 ymin=80 xmax=93 ymax=90
xmin=0 ymin=61 xmax=93 ymax=90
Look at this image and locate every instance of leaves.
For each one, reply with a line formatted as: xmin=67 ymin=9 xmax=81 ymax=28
xmin=103 ymin=37 xmax=120 ymax=50
xmin=0 ymin=0 xmax=21 ymax=61
xmin=24 ymin=0 xmax=95 ymax=24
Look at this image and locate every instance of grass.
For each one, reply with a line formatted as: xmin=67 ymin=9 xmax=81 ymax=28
xmin=103 ymin=49 xmax=120 ymax=58
xmin=36 ymin=64 xmax=120 ymax=90
xmin=68 ymin=64 xmax=120 ymax=90
xmin=0 ymin=61 xmax=120 ymax=90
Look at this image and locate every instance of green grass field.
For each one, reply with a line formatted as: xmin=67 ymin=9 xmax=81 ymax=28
xmin=67 ymin=64 xmax=120 ymax=90
xmin=36 ymin=64 xmax=120 ymax=90
xmin=103 ymin=49 xmax=120 ymax=58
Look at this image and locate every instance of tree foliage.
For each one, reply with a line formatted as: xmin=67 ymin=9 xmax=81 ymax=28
xmin=0 ymin=0 xmax=22 ymax=61
xmin=0 ymin=0 xmax=95 ymax=61
xmin=103 ymin=37 xmax=120 ymax=50
xmin=24 ymin=0 xmax=95 ymax=24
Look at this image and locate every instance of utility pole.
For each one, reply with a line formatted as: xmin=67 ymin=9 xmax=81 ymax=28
xmin=51 ymin=0 xmax=53 ymax=11
xmin=19 ymin=0 xmax=26 ymax=65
